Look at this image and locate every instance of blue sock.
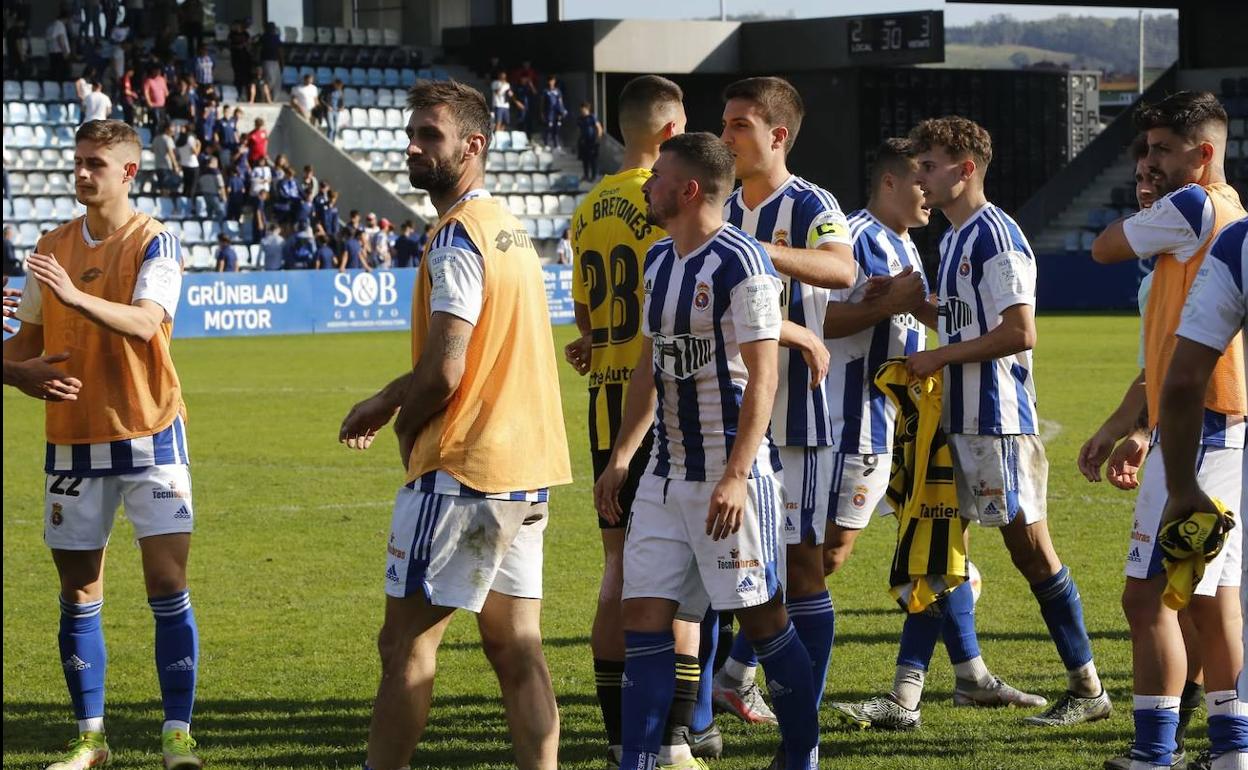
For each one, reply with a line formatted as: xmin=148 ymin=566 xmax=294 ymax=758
xmin=692 ymin=610 xmax=718 ymax=733
xmin=1131 ymin=695 xmax=1180 ymax=764
xmin=1206 ymin=690 xmax=1248 ymax=759
xmin=150 ymin=590 xmax=198 ymax=725
xmin=1030 ymin=566 xmax=1094 ymax=672
xmin=897 ymin=605 xmax=942 ymax=671
xmin=753 ymin=623 xmax=818 ymax=770
xmin=786 ymin=591 xmax=835 ymax=707
xmin=59 ymin=597 xmax=107 ymax=721
xmin=940 ymin=581 xmax=980 ymax=664
xmin=728 ymin=629 xmax=757 ymax=670
xmin=620 ymin=630 xmax=675 ymax=770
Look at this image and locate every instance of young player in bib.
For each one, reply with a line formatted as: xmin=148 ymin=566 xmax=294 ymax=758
xmin=594 ymin=132 xmax=820 ymax=770
xmin=564 ymin=75 xmax=721 ymax=768
xmin=712 ymin=76 xmax=856 ymax=739
xmin=339 ymin=81 xmax=572 ymax=770
xmin=906 ymin=116 xmax=1109 ymax=726
xmin=1161 ymin=216 xmax=1248 ymax=770
xmin=4 ymin=119 xmax=202 ymax=770
xmin=1091 ymin=91 xmax=1247 ymax=770
xmin=821 ymin=139 xmax=1045 ymax=731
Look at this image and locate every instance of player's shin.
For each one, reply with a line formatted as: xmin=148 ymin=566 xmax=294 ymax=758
xmin=1130 ymin=695 xmax=1181 ymax=769
xmin=751 ymin=622 xmax=819 ymax=770
xmin=786 ymin=591 xmax=835 ymax=706
xmin=692 ymin=610 xmax=718 ymax=733
xmin=620 ymin=630 xmax=676 ymax=770
xmin=894 ymin=606 xmax=942 ymax=710
xmin=150 ymin=590 xmax=199 ymax=731
xmin=942 ymin=581 xmax=991 ymax=687
xmin=59 ymin=597 xmax=107 ymax=734
xmin=1032 ymin=565 xmax=1101 ymax=696
xmin=1207 ymin=691 xmax=1248 ymax=769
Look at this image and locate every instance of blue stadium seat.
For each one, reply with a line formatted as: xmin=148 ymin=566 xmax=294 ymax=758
xmin=21 ymin=81 xmax=41 ymax=101
xmin=416 ymin=68 xmax=432 ymax=81
xmin=19 ymin=223 xmax=40 ymax=246
xmin=182 ymin=221 xmax=203 ymax=243
xmin=61 ymin=82 xmax=78 ymax=102
xmin=11 ymin=196 xmax=32 ymax=219
xmin=9 ymin=102 xmax=30 ymax=124
xmin=333 ymin=66 xmax=350 ymax=83
xmin=54 ymin=126 xmax=75 ymax=146
xmin=377 ymin=89 xmax=394 ymax=107
xmin=220 ymin=85 xmax=239 ymax=104
xmin=349 ymin=68 xmax=367 ymax=87
xmin=316 ymin=67 xmax=333 ymax=84
xmin=3 ymin=81 xmax=20 ymax=101
xmin=1 ymin=198 xmax=10 ymax=219
xmin=340 ymin=128 xmax=360 ymax=149
xmin=383 ymin=68 xmax=399 ymax=87
xmin=42 ymin=81 xmax=62 ymax=101
xmin=359 ymin=88 xmax=377 ymax=106
xmin=53 ymin=197 xmax=75 ymax=219
xmin=158 ymin=197 xmax=176 ymax=219
xmin=366 ymin=68 xmax=383 ymax=87
xmin=282 ymin=66 xmax=299 ymax=87
xmin=401 ymin=68 xmax=417 ymax=84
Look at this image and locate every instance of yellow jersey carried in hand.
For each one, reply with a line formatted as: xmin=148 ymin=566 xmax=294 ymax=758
xmin=570 ymin=168 xmax=668 ymax=451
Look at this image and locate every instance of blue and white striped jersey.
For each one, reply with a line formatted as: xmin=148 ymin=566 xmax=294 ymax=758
xmin=827 ymin=210 xmax=928 ymax=454
xmin=724 ymin=175 xmax=851 ymax=447
xmin=935 ymin=203 xmax=1039 ymax=435
xmin=46 ymin=414 xmax=190 ymax=476
xmin=1178 ymin=218 xmax=1248 ymax=451
xmin=642 ymin=224 xmax=785 ymax=482
xmin=1123 ymin=183 xmax=1216 ymax=261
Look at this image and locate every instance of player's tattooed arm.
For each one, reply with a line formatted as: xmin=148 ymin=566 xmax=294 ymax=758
xmin=441 ymin=329 xmax=469 ymax=359
xmin=393 ymin=311 xmax=475 ymax=460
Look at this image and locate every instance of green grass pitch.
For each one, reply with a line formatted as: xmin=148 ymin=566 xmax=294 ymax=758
xmin=4 ymin=316 xmax=1165 ymax=768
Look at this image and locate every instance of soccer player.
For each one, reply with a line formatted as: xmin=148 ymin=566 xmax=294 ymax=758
xmin=1080 ymin=134 xmax=1208 ymax=770
xmin=1160 ymin=216 xmax=1248 ymax=770
xmin=338 ymin=80 xmax=571 ymax=770
xmin=906 ymin=115 xmax=1109 ymax=725
xmin=1090 ymin=91 xmax=1246 ymax=770
xmin=564 ymin=75 xmax=719 ymax=768
xmin=3 ymin=119 xmax=201 ymax=769
xmin=822 ymin=138 xmax=1044 ymax=731
xmin=594 ymin=132 xmax=820 ymax=770
xmin=712 ymin=75 xmax=852 ymax=734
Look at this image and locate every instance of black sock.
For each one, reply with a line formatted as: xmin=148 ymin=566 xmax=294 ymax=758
xmin=714 ymin=613 xmax=734 ymax=674
xmin=1176 ymin=679 xmax=1204 ymax=751
xmin=666 ymin=654 xmax=700 ymax=745
xmin=594 ymin=657 xmax=625 ymax=747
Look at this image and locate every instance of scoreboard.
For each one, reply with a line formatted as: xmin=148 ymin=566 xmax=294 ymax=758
xmin=741 ymin=10 xmax=943 ymax=71
xmin=848 ymin=14 xmax=938 ymax=58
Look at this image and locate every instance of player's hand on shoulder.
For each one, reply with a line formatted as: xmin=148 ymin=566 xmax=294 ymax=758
xmin=25 ymin=252 xmax=82 ymax=307
xmin=593 ymin=460 xmax=629 ymax=525
xmin=564 ymin=333 xmax=592 ymax=376
xmin=1076 ymin=427 xmax=1118 ymax=483
xmin=707 ymin=476 xmax=747 ymax=541
xmin=1106 ymin=432 xmax=1148 ymax=491
xmin=338 ymin=393 xmax=396 ymax=450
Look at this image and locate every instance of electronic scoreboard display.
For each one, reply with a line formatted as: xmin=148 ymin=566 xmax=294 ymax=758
xmin=848 ymin=12 xmax=938 ymax=58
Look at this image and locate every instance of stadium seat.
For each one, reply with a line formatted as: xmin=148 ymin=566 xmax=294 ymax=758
xmin=365 ymin=28 xmax=383 ymax=46
xmin=316 ymin=66 xmax=333 ymax=84
xmin=52 ymin=196 xmax=74 ymax=219
xmin=11 ymin=196 xmax=33 ymax=219
xmin=558 ymin=195 xmax=576 ymax=215
xmin=300 ymin=26 xmax=316 ymax=44
xmin=282 ymin=66 xmax=299 ymax=87
xmin=47 ymin=173 xmax=70 ymax=195
xmin=536 ymin=218 xmax=554 ymax=239
xmin=348 ymin=28 xmax=366 ymax=45
xmin=3 ymin=81 xmax=20 ymax=101
xmin=343 ymin=87 xmax=360 ymax=108
xmin=42 ymin=81 xmax=62 ymax=101
xmin=22 ymin=81 xmax=41 ymax=101
xmin=54 ymin=126 xmax=76 ymax=147
xmin=182 ymin=221 xmax=203 ymax=243
xmin=512 ymin=173 xmax=530 ymax=193
xmin=27 ymin=172 xmax=49 ymax=193
xmin=333 ymin=27 xmax=349 ymax=45
xmin=366 ymin=68 xmax=383 ymax=87
xmin=383 ymin=29 xmax=399 ymax=46
xmin=377 ymin=89 xmax=394 ymax=107
xmin=19 ymin=223 xmax=40 ymax=246
xmin=384 ymin=109 xmax=403 ymax=129
xmin=1 ymin=198 xmax=10 ymax=219
xmin=541 ymin=195 xmax=558 ymax=215
xmin=33 ymin=197 xmax=55 ymax=219
xmin=401 ymin=68 xmax=417 ymax=85
xmin=135 ymin=196 xmax=157 ymax=215
xmin=61 ymin=82 xmax=78 ymax=102
xmin=341 ymin=129 xmax=360 ymax=149
xmin=383 ymin=68 xmax=399 ymax=87
xmin=349 ymin=108 xmax=368 ymax=130
xmin=189 ymin=245 xmax=215 ymax=270
xmin=350 ymin=67 xmax=367 ymax=86
xmin=494 ymin=132 xmax=512 ymax=151
xmin=359 ymin=87 xmax=377 ymax=106
xmin=1080 ymin=231 xmax=1096 ymax=251
xmin=316 ymin=27 xmax=332 ymax=44
xmin=158 ymin=197 xmax=176 ymax=220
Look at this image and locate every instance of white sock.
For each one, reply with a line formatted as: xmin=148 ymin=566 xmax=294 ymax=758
xmin=1068 ymin=661 xmax=1102 ymax=697
xmin=1211 ymin=751 xmax=1248 ymax=770
xmin=162 ymin=720 xmax=190 ymax=735
xmin=1129 ymin=762 xmax=1173 ymax=770
xmin=891 ymin=664 xmax=926 ymax=711
xmin=1208 ymin=690 xmax=1248 ymax=770
xmin=78 ymin=717 xmax=104 ymax=734
xmin=953 ymin=655 xmax=993 ymax=688
xmin=658 ymin=743 xmax=693 ymax=764
xmin=719 ymin=657 xmax=755 ymax=688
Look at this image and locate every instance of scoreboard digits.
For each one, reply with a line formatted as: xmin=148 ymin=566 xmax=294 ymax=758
xmin=848 ymin=12 xmax=937 ymax=57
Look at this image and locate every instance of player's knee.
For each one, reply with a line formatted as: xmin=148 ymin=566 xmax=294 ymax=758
xmin=144 ymin=574 xmax=187 ymax=599
xmin=482 ymin=631 xmax=543 ymax=679
xmin=1121 ymin=581 xmax=1164 ymax=626
xmin=1008 ymin=544 xmax=1053 ymax=585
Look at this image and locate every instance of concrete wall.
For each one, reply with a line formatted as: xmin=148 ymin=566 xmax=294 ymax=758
xmin=591 ymin=20 xmax=741 ymax=75
xmin=267 ymin=105 xmax=425 ymax=227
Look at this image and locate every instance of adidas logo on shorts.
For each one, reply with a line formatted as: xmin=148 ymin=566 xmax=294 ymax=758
xmin=62 ymin=655 xmax=91 ymax=671
xmin=1128 ymin=546 xmax=1142 ymax=563
xmin=386 ymin=565 xmax=400 ymax=582
xmin=173 ymin=506 xmax=191 ymax=520
xmin=736 ymin=576 xmax=756 ymax=594
xmin=165 ymin=656 xmax=196 ymax=672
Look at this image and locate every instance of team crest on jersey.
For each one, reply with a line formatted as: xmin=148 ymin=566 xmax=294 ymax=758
xmin=773 ymin=229 xmax=789 ymax=247
xmin=693 ymin=282 xmax=711 ymax=311
xmin=958 ymin=260 xmax=971 ymax=277
xmin=652 ymin=332 xmax=715 ymax=380
xmin=50 ymin=502 xmax=64 ymax=527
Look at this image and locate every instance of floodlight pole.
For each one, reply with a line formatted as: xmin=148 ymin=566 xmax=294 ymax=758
xmin=1138 ymin=9 xmax=1145 ymax=97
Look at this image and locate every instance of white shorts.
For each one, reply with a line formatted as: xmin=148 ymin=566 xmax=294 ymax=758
xmin=43 ymin=465 xmax=194 ymax=550
xmin=816 ymin=451 xmax=894 ymax=532
xmin=949 ymin=434 xmax=1048 ymax=527
xmin=1125 ymin=443 xmax=1242 ymax=593
xmin=783 ymin=446 xmax=889 ymax=544
xmin=385 ymin=486 xmax=548 ymax=612
xmin=622 ymin=473 xmax=787 ymax=620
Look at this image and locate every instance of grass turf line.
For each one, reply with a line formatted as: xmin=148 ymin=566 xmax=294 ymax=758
xmin=4 ymin=317 xmax=1166 ymax=768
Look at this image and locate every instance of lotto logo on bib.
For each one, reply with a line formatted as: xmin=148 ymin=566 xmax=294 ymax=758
xmin=330 ymin=272 xmax=404 ymax=329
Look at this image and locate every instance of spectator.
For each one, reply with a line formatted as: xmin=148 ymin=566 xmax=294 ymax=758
xmin=75 ymin=67 xmax=95 ymax=104
xmin=576 ymin=101 xmax=603 ymax=182
xmin=284 ymin=227 xmax=316 ymax=270
xmin=245 ymin=117 xmax=269 ymax=164
xmin=180 ymin=0 xmax=203 ymax=59
xmin=511 ymin=60 xmax=538 ymax=90
xmin=299 ymin=165 xmax=319 ymax=200
xmin=47 ymin=10 xmax=72 ymax=80
xmin=118 ymin=64 xmax=139 ymax=124
xmin=224 ymin=163 xmax=248 ymax=228
xmin=248 ymin=155 xmax=273 ymax=233
xmin=82 ymin=81 xmax=114 ymax=123
xmin=143 ymin=65 xmax=169 ymax=128
xmin=127 ymin=0 xmax=145 ymax=36
xmin=555 ymin=228 xmax=573 ymax=265
xmin=259 ymin=222 xmax=285 ymax=270
xmin=392 ymin=220 xmax=420 ymax=268
xmin=323 ymin=79 xmax=344 ymax=142
xmin=84 ymin=0 xmax=102 ymax=40
xmin=193 ymin=44 xmax=214 ymax=87
xmin=315 ymin=232 xmax=335 ymax=269
xmin=248 ymin=64 xmax=272 ymax=103
xmin=370 ymin=218 xmax=392 ymax=269
xmin=5 ymin=14 xmax=31 ymax=80
xmin=290 ymin=73 xmax=318 ymax=122
xmin=215 ymin=233 xmax=239 ymax=272
xmin=541 ymin=75 xmax=567 ymax=150
xmin=227 ymin=20 xmax=253 ymax=97
xmin=3 ymin=226 xmax=21 ymax=277
xmin=295 ymin=187 xmax=315 ymax=227
xmin=320 ymin=190 xmax=340 ymax=241
xmin=150 ymin=122 xmax=181 ymax=196
xmin=272 ymin=169 xmax=299 ymax=226
xmin=216 ymin=106 xmax=242 ymax=168
xmin=490 ymin=71 xmax=512 ymax=132
xmin=512 ymin=74 xmax=538 ymax=136
xmin=337 ymin=209 xmax=361 ymax=246
xmin=417 ymin=223 xmax=433 ymax=254
xmin=338 ymin=228 xmax=368 ymax=272
xmin=103 ymin=0 xmax=120 ymax=37
xmin=109 ymin=38 xmax=126 ymax=86
xmin=175 ymin=125 xmax=201 ymax=207
xmin=259 ymin=22 xmax=283 ymax=99
xmin=197 ymin=98 xmax=218 ymax=144
xmin=197 ymin=155 xmax=226 ymax=221
xmin=166 ymin=76 xmax=193 ymax=126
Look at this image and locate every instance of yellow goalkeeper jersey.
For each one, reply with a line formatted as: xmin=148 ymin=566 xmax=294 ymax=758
xmin=571 ymin=167 xmax=668 ymax=451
